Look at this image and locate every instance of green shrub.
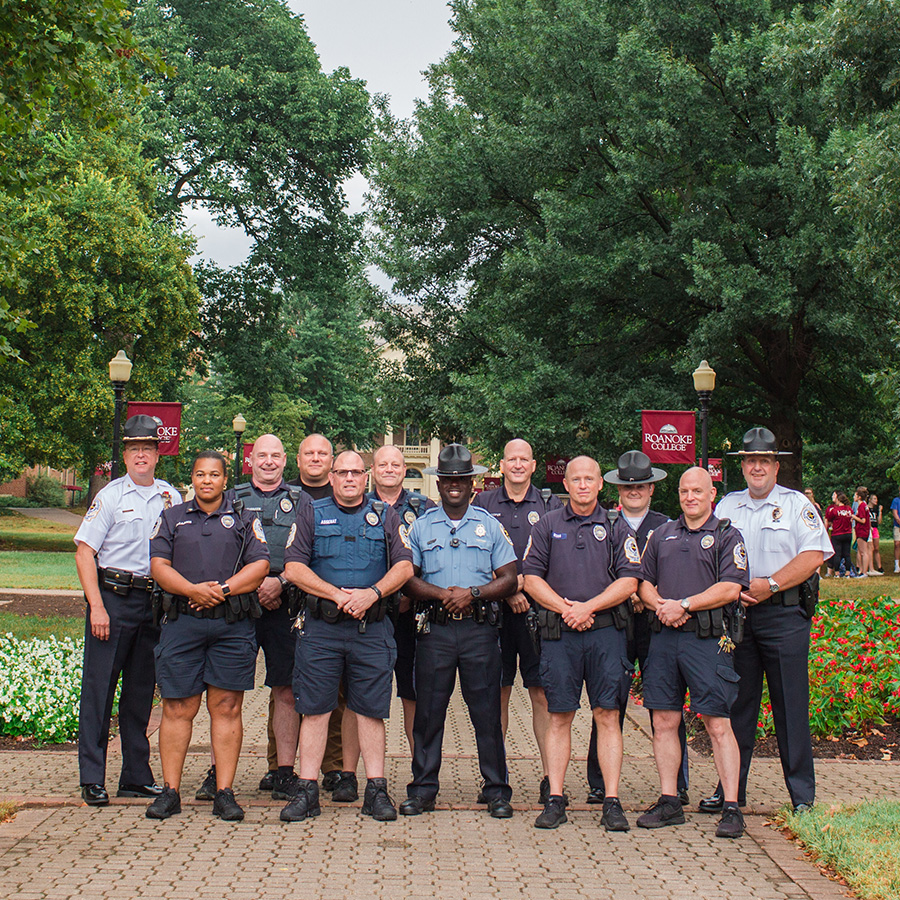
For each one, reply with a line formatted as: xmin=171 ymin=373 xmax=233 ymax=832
xmin=25 ymin=474 xmax=65 ymax=507
xmin=0 ymin=496 xmax=44 ymax=508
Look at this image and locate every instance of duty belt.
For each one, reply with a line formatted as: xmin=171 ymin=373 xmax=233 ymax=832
xmin=304 ymin=595 xmax=389 ymax=625
xmin=98 ymin=567 xmax=154 ymax=596
xmin=154 ymin=592 xmax=263 ymax=625
xmin=417 ymin=600 xmax=500 ymax=627
xmin=759 ymin=586 xmax=801 ymax=606
xmin=561 ymin=611 xmax=615 ymax=632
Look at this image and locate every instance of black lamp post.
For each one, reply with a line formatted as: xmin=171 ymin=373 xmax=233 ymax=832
xmin=232 ymin=414 xmax=247 ymax=483
xmin=108 ymin=350 xmax=133 ymax=480
xmin=692 ymin=359 xmax=716 ymax=472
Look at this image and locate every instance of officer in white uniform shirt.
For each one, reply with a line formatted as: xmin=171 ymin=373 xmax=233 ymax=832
xmin=74 ymin=415 xmax=180 ymax=806
xmin=698 ymin=427 xmax=831 ymax=815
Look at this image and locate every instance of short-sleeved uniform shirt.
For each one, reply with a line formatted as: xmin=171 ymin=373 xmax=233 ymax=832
xmin=408 ymin=504 xmax=516 ymax=587
xmin=716 ymin=484 xmax=832 ymax=579
xmin=522 ymin=504 xmax=642 ymax=599
xmin=473 ymin=484 xmax=563 ymax=573
xmin=367 ymin=488 xmax=436 ymax=543
xmin=150 ymin=497 xmax=269 ymax=582
xmin=75 ymin=475 xmax=180 ymax=575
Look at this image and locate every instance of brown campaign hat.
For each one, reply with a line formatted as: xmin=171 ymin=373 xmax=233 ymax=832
xmin=603 ymin=450 xmax=667 ymax=485
xmin=122 ymin=414 xmax=161 ymax=442
xmin=424 ymin=443 xmax=488 ymax=477
xmin=726 ymin=426 xmax=792 ymax=456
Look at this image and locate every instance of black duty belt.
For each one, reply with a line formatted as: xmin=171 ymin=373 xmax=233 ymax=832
xmin=560 ymin=612 xmax=615 ymax=632
xmin=98 ymin=567 xmax=154 ymax=595
xmin=759 ymin=586 xmax=801 ymax=607
xmin=304 ymin=595 xmax=389 ymax=625
xmin=171 ymin=596 xmax=228 ymax=619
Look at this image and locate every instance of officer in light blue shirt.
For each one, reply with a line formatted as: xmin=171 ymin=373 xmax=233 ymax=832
xmin=73 ymin=415 xmax=180 ymax=806
xmin=399 ymin=444 xmax=518 ymax=819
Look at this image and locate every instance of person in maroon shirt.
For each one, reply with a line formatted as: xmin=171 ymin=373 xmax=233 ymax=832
xmin=825 ymin=492 xmax=853 ymax=576
xmin=852 ymin=487 xmax=871 ymax=577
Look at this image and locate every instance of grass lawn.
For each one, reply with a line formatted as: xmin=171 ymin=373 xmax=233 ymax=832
xmin=784 ymin=801 xmax=900 ymax=900
xmin=0 ymin=511 xmax=78 ymax=552
xmin=0 ymin=612 xmax=82 ymax=641
xmin=0 ymin=552 xmax=80 ymax=590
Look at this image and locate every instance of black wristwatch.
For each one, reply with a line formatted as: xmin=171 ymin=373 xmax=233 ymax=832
xmin=219 ymin=582 xmax=231 ymax=597
xmin=470 ymin=586 xmax=482 ymax=599
xmin=371 ymin=585 xmax=383 ymax=599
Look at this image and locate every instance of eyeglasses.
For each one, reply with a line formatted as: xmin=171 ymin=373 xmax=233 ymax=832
xmin=332 ymin=469 xmax=367 ymax=478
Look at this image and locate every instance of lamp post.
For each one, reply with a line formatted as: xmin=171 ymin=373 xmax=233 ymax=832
xmin=108 ymin=350 xmax=133 ymax=480
xmin=232 ymin=414 xmax=247 ymax=483
xmin=692 ymin=359 xmax=716 ymax=472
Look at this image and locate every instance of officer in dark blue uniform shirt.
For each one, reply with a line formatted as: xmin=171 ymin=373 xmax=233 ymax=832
xmin=637 ymin=466 xmax=749 ymax=838
xmin=473 ymin=438 xmax=561 ymax=804
xmin=280 ymin=450 xmax=414 ymax=823
xmin=147 ymin=450 xmax=270 ymax=822
xmin=523 ymin=455 xmax=641 ymax=831
xmin=400 ymin=444 xmax=518 ymax=819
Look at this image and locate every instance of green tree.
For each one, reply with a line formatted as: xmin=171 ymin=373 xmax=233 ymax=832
xmin=369 ymin=0 xmax=897 ymax=486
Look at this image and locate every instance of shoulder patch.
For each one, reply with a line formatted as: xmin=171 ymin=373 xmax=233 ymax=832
xmin=624 ymin=535 xmax=640 ymax=564
xmin=150 ymin=516 xmax=161 ymax=540
xmin=253 ymin=518 xmax=267 ymax=543
xmin=523 ymin=534 xmax=533 ymax=561
xmin=84 ymin=499 xmax=101 ymax=523
xmin=500 ymin=524 xmax=513 ymax=546
xmin=733 ymin=542 xmax=748 ymax=571
xmin=802 ymin=507 xmax=820 ymax=530
xmin=399 ymin=527 xmax=411 ymax=550
xmin=285 ymin=522 xmax=297 ymax=549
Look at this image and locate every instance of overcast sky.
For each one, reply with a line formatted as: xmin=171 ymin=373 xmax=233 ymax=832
xmin=185 ymin=0 xmax=455 ymax=267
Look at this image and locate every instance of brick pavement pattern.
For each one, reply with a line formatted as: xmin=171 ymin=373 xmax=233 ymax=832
xmin=1 ymin=658 xmax=894 ymax=899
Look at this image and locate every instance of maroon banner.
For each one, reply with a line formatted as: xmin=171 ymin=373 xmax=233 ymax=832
xmin=126 ymin=402 xmax=182 ymax=455
xmin=641 ymin=410 xmax=696 ymax=464
xmin=242 ymin=442 xmax=254 ymax=475
xmin=545 ymin=455 xmax=570 ymax=484
xmin=482 ymin=476 xmax=501 ymax=491
xmin=707 ymin=457 xmax=723 ymax=482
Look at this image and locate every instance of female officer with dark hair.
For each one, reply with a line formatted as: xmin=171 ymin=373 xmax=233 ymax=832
xmin=147 ymin=450 xmax=269 ymax=821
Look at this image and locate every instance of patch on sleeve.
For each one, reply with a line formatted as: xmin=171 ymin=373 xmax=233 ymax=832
xmin=84 ymin=499 xmax=101 ymax=522
xmin=150 ymin=516 xmax=161 ymax=539
xmin=801 ymin=507 xmax=820 ymax=530
xmin=523 ymin=535 xmax=533 ymax=561
xmin=252 ymin=518 xmax=267 ymax=543
xmin=285 ymin=522 xmax=296 ymax=549
xmin=733 ymin=542 xmax=748 ymax=571
xmin=500 ymin=524 xmax=514 ymax=547
xmin=624 ymin=535 xmax=640 ymax=564
xmin=399 ymin=526 xmax=411 ymax=550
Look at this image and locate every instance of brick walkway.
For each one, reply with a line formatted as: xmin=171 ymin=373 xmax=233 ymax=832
xmin=1 ymin=661 xmax=890 ymax=899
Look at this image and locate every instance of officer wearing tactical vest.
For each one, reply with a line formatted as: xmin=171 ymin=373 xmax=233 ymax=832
xmin=281 ymin=450 xmax=414 ymax=822
xmin=194 ymin=435 xmax=310 ymax=804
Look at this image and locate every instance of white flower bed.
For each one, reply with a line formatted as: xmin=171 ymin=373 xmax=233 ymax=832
xmin=0 ymin=633 xmax=113 ymax=743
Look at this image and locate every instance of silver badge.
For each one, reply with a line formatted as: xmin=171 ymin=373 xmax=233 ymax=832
xmin=221 ymin=515 xmax=235 ymax=529
xmin=366 ymin=511 xmax=379 ymax=526
xmin=404 ymin=510 xmax=417 ymax=526
xmin=701 ymin=534 xmax=715 ymax=549
xmin=772 ymin=507 xmax=783 ymax=521
xmin=528 ymin=511 xmax=540 ymax=525
xmin=475 ymin=523 xmax=487 ymax=537
xmin=593 ymin=525 xmax=607 ymax=542
xmin=280 ymin=497 xmax=293 ymax=513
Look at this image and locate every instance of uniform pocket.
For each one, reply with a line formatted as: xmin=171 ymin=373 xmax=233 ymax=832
xmin=716 ymin=664 xmax=740 ymax=683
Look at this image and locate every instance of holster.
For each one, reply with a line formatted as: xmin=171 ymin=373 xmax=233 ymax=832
xmin=798 ymin=574 xmax=819 ymax=619
xmin=610 ymin=600 xmax=633 ymax=640
xmin=526 ymin=606 xmax=541 ymax=654
xmin=725 ymin=601 xmax=746 ymax=644
xmin=538 ymin=607 xmax=561 ymax=640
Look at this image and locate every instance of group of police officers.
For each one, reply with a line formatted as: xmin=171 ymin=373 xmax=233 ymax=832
xmin=74 ymin=417 xmax=831 ymax=836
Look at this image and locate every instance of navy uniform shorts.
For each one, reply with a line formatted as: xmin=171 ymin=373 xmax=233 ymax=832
xmin=255 ymin=600 xmax=295 ymax=688
xmin=642 ymin=626 xmax=740 ymax=718
xmin=154 ymin=615 xmax=257 ymax=699
xmin=394 ymin=607 xmax=416 ymax=701
xmin=539 ymin=626 xmax=632 ymax=713
xmin=501 ymin=609 xmax=541 ymax=689
xmin=293 ymin=616 xmax=397 ymax=719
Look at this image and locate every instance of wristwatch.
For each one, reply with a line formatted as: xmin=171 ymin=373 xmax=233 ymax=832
xmin=679 ymin=598 xmax=691 ymax=612
xmin=470 ymin=586 xmax=482 ymax=599
xmin=766 ymin=576 xmax=780 ymax=594
xmin=371 ymin=585 xmax=383 ymax=600
xmin=277 ymin=574 xmax=289 ymax=589
xmin=220 ymin=582 xmax=232 ymax=597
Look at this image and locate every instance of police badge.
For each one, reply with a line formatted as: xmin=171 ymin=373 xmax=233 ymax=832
xmin=475 ymin=523 xmax=487 ymax=537
xmin=593 ymin=525 xmax=607 ymax=542
xmin=280 ymin=497 xmax=293 ymax=513
xmin=221 ymin=515 xmax=235 ymax=529
xmin=527 ymin=511 xmax=540 ymax=526
xmin=772 ymin=507 xmax=783 ymax=521
xmin=365 ymin=512 xmax=379 ymax=526
xmin=700 ymin=534 xmax=715 ymax=549
xmin=404 ymin=510 xmax=417 ymax=526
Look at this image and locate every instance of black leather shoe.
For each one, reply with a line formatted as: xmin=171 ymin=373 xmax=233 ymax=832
xmin=698 ymin=791 xmax=724 ymax=814
xmin=321 ymin=770 xmax=342 ymax=792
xmin=145 ymin=787 xmax=181 ymax=819
xmin=331 ymin=771 xmax=359 ymax=802
xmin=539 ymin=776 xmax=550 ymax=805
xmin=258 ymin=770 xmax=276 ymax=792
xmin=117 ymin=783 xmax=163 ymax=798
xmin=196 ymin=766 xmax=217 ymax=801
xmin=586 ymin=787 xmax=605 ymax=804
xmin=487 ymin=798 xmax=513 ymax=819
xmin=399 ymin=796 xmax=435 ymax=816
xmin=280 ymin=779 xmax=321 ymax=822
xmin=212 ymin=787 xmax=244 ymax=821
xmin=81 ymin=784 xmax=109 ymax=806
xmin=362 ymin=778 xmax=397 ymax=821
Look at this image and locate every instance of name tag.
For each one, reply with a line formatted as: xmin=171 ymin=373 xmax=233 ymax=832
xmin=551 ymin=532 xmax=568 ymax=540
xmin=320 ymin=518 xmax=338 ymax=525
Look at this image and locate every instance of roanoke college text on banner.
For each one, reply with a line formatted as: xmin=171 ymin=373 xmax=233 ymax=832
xmin=126 ymin=402 xmax=182 ymax=456
xmin=641 ymin=411 xmax=696 ymax=465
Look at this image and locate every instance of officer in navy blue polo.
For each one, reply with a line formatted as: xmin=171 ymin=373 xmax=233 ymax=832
xmin=523 ymin=455 xmax=641 ymax=831
xmin=586 ymin=451 xmax=689 ymax=805
xmin=473 ymin=438 xmax=561 ymax=804
xmin=280 ymin=450 xmax=414 ymax=823
xmin=74 ymin=414 xmax=178 ymax=806
xmin=698 ymin=428 xmax=831 ymax=815
xmin=637 ymin=466 xmax=749 ymax=839
xmin=148 ymin=450 xmax=270 ymax=821
xmin=194 ymin=434 xmax=311 ymax=804
xmin=400 ymin=444 xmax=518 ymax=819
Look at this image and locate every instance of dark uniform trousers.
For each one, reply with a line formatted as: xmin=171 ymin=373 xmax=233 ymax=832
xmin=409 ymin=618 xmax=511 ymax=802
xmin=731 ymin=603 xmax=814 ymax=807
xmin=78 ymin=585 xmax=159 ymax=785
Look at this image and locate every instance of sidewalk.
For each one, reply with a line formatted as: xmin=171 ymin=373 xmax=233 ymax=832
xmin=8 ymin=508 xmax=84 ymax=527
xmin=1 ymin=661 xmax=889 ymax=899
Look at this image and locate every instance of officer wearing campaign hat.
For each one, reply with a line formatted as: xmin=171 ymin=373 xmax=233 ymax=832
xmin=400 ymin=444 xmax=518 ymax=818
xmin=73 ymin=414 xmax=179 ymax=806
xmin=698 ymin=427 xmax=831 ymax=815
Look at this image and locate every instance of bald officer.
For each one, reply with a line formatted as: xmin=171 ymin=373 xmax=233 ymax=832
xmin=74 ymin=415 xmax=178 ymax=806
xmin=637 ymin=467 xmax=749 ymax=838
xmin=699 ymin=428 xmax=831 ymax=815
xmin=473 ymin=438 xmax=561 ymax=803
xmin=523 ymin=456 xmax=641 ymax=831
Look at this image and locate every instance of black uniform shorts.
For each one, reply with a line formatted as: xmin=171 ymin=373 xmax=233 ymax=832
xmin=500 ymin=609 xmax=541 ymax=689
xmin=642 ymin=625 xmax=740 ymax=718
xmin=255 ymin=600 xmax=295 ymax=687
xmin=539 ymin=626 xmax=632 ymax=713
xmin=155 ymin=615 xmax=257 ymax=699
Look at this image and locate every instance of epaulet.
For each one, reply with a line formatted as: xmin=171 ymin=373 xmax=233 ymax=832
xmin=234 ymin=482 xmax=253 ymax=498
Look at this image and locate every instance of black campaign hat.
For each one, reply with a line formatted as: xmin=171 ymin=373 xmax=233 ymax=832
xmin=603 ymin=450 xmax=667 ymax=485
xmin=424 ymin=443 xmax=488 ymax=477
xmin=122 ymin=414 xmax=161 ymax=442
xmin=727 ymin=426 xmax=792 ymax=456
